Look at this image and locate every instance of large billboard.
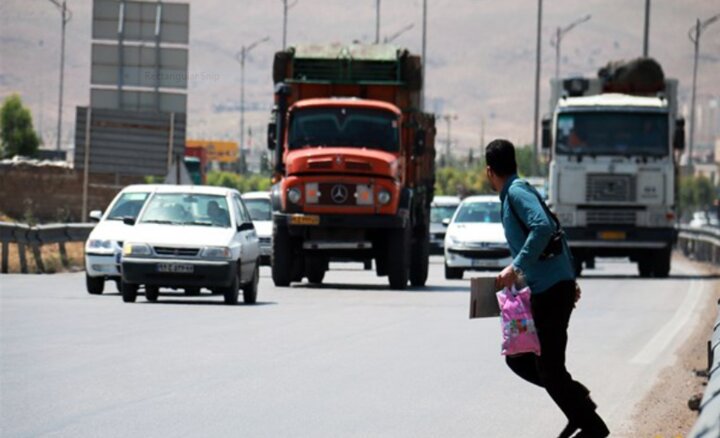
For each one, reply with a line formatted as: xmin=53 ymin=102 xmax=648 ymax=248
xmin=186 ymin=140 xmax=239 ymax=164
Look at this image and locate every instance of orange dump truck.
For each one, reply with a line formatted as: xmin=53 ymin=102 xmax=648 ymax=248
xmin=267 ymin=44 xmax=436 ymax=289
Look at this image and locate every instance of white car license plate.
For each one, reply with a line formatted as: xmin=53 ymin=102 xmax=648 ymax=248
xmin=157 ymin=263 xmax=194 ymax=274
xmin=472 ymin=259 xmax=488 ymax=267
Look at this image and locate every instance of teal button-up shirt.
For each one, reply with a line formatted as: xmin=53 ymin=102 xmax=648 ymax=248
xmin=499 ymin=175 xmax=575 ymax=294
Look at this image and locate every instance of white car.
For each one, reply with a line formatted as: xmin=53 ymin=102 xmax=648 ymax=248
xmin=242 ymin=191 xmax=272 ymax=265
xmin=84 ymin=184 xmax=162 ymax=294
xmin=120 ymin=185 xmax=260 ymax=305
xmin=429 ymin=195 xmax=461 ymax=254
xmin=444 ymin=195 xmax=512 ymax=279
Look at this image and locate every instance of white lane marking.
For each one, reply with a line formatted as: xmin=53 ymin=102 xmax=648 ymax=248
xmin=630 ymin=276 xmax=706 ymax=365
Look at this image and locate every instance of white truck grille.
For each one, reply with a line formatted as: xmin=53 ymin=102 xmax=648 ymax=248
xmin=585 ymin=209 xmax=637 ymax=225
xmin=586 ymin=174 xmax=637 ymax=203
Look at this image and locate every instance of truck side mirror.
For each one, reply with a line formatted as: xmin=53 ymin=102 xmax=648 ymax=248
xmin=267 ymin=121 xmax=277 ymax=150
xmin=414 ymin=129 xmax=426 ymax=155
xmin=673 ymin=118 xmax=685 ymax=151
xmin=541 ymin=118 xmax=552 ymax=150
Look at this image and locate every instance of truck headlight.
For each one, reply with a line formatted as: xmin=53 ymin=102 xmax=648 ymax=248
xmin=201 ymin=246 xmax=232 ymax=259
xmin=122 ymin=243 xmax=152 ymax=257
xmin=287 ymin=188 xmax=301 ymax=204
xmin=377 ymin=190 xmax=391 ymax=205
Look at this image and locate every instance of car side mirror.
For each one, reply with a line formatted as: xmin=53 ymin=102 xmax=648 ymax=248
xmin=673 ymin=118 xmax=685 ymax=151
xmin=89 ymin=210 xmax=103 ymax=222
xmin=122 ymin=217 xmax=136 ymax=226
xmin=541 ymin=118 xmax=552 ymax=150
xmin=237 ymin=222 xmax=255 ymax=232
xmin=414 ymin=129 xmax=426 ymax=155
xmin=442 ymin=218 xmax=451 ymax=226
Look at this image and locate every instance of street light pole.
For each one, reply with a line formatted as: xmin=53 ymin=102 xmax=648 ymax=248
xmin=421 ymin=0 xmax=427 ymax=110
xmin=550 ymin=14 xmax=592 ymax=81
xmin=236 ymin=36 xmax=270 ymax=170
xmin=532 ymin=0 xmax=542 ymax=172
xmin=441 ymin=114 xmax=457 ymax=160
xmin=688 ymin=14 xmax=720 ymax=167
xmin=643 ymin=0 xmax=650 ymax=57
xmin=47 ymin=0 xmax=71 ymax=151
xmin=375 ymin=0 xmax=381 ymax=44
xmin=280 ymin=0 xmax=298 ymax=50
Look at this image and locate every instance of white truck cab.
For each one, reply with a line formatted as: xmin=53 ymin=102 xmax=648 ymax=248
xmin=542 ymin=63 xmax=685 ymax=278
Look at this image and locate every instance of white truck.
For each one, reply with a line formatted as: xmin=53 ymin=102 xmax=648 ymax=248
xmin=542 ymin=58 xmax=685 ymax=278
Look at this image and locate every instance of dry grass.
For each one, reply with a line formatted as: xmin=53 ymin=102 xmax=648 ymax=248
xmin=2 ymin=241 xmax=85 ymax=274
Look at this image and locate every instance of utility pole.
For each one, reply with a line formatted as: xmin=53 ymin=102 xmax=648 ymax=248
xmin=421 ymin=0 xmax=427 ymax=110
xmin=532 ymin=0 xmax=542 ymax=171
xmin=550 ymin=14 xmax=591 ymax=81
xmin=375 ymin=0 xmax=381 ymax=44
xmin=281 ymin=0 xmax=298 ymax=50
xmin=688 ymin=14 xmax=720 ymax=168
xmin=236 ymin=36 xmax=270 ymax=171
xmin=643 ymin=0 xmax=650 ymax=57
xmin=441 ymin=114 xmax=457 ymax=161
xmin=47 ymin=0 xmax=71 ymax=151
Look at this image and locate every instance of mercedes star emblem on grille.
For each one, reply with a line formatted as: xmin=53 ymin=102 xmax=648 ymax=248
xmin=330 ymin=184 xmax=349 ymax=204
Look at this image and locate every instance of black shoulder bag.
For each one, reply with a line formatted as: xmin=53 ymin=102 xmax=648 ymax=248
xmin=504 ymin=182 xmax=565 ymax=261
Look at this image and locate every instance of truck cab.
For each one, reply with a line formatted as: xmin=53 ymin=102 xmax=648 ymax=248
xmin=543 ymin=63 xmax=685 ymax=278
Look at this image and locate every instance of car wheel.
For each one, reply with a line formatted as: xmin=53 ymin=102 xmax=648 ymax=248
xmin=444 ymin=263 xmax=463 ymax=280
xmin=121 ymin=281 xmax=138 ymax=303
xmin=243 ymin=263 xmax=259 ymax=304
xmin=223 ymin=267 xmax=240 ymax=305
xmin=184 ymin=287 xmax=201 ymax=296
xmin=145 ymin=285 xmax=159 ymax=302
xmin=86 ymin=273 xmax=104 ymax=295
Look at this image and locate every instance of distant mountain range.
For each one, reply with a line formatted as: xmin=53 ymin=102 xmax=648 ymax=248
xmin=1 ymin=0 xmax=718 ymax=153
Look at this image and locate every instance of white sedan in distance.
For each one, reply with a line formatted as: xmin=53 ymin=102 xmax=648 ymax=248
xmin=120 ymin=186 xmax=260 ymax=305
xmin=84 ymin=184 xmax=162 ymax=294
xmin=444 ymin=195 xmax=512 ymax=279
xmin=242 ymin=191 xmax=272 ymax=265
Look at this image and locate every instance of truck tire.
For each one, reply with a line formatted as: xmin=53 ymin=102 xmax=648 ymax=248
xmin=121 ymin=281 xmax=138 ymax=303
xmin=653 ymin=248 xmax=671 ymax=278
xmin=223 ymin=268 xmax=240 ymax=305
xmin=243 ymin=263 xmax=259 ymax=304
xmin=272 ymin=223 xmax=293 ymax=287
xmin=638 ymin=256 xmax=653 ymax=278
xmin=444 ymin=263 xmax=463 ymax=280
xmin=387 ymin=228 xmax=410 ymax=290
xmin=86 ymin=274 xmax=104 ymax=295
xmin=410 ymin=238 xmax=429 ymax=287
xmin=145 ymin=285 xmax=159 ymax=302
xmin=306 ymin=258 xmax=326 ymax=285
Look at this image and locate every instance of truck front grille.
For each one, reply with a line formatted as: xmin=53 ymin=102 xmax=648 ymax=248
xmin=585 ymin=210 xmax=637 ymax=225
xmin=586 ymin=174 xmax=636 ymax=203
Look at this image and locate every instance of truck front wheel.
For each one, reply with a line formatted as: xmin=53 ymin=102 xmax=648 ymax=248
xmin=272 ymin=224 xmax=293 ymax=287
xmin=387 ymin=228 xmax=410 ymax=290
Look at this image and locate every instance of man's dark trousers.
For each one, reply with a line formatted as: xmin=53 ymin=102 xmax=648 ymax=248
xmin=505 ymin=280 xmax=604 ymax=430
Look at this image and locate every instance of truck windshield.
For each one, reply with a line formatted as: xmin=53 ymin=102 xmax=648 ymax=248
xmin=556 ymin=112 xmax=668 ymax=156
xmin=288 ymin=107 xmax=399 ymax=152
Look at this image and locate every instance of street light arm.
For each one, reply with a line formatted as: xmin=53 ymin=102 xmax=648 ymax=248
xmin=561 ymin=14 xmax=591 ymax=36
xmin=384 ymin=23 xmax=414 ymax=43
xmin=246 ymin=36 xmax=271 ymax=53
xmin=701 ymin=13 xmax=720 ymax=30
xmin=45 ymin=0 xmax=72 ymax=23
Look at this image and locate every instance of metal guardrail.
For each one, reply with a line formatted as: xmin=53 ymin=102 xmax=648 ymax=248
xmin=0 ymin=222 xmax=95 ymax=273
xmin=678 ymin=225 xmax=720 ymax=265
xmin=689 ymin=300 xmax=720 ymax=438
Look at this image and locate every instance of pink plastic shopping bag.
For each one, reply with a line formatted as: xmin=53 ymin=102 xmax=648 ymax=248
xmin=496 ymin=286 xmax=541 ymax=356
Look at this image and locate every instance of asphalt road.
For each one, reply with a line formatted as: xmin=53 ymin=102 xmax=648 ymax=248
xmin=1 ymin=255 xmax=716 ymax=437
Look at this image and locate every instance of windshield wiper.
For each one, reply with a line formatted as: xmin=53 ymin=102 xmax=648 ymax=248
xmin=142 ymin=219 xmax=176 ymax=224
xmin=182 ymin=220 xmax=214 ymax=226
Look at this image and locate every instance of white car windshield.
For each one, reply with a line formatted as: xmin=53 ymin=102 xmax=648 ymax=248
xmin=139 ymin=193 xmax=231 ymax=228
xmin=244 ymin=198 xmax=272 ymax=221
xmin=454 ymin=202 xmax=501 ymax=223
xmin=106 ymin=192 xmax=149 ymax=220
xmin=431 ymin=205 xmax=458 ymax=223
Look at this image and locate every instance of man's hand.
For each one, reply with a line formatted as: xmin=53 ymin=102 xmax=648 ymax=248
xmin=496 ymin=264 xmax=518 ymax=290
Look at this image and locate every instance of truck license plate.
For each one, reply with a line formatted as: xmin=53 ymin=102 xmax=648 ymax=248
xmin=290 ymin=214 xmax=320 ymax=226
xmin=157 ymin=263 xmax=194 ymax=274
xmin=599 ymin=231 xmax=626 ymax=240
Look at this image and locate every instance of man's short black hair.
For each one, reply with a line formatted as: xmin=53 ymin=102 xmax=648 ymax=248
xmin=485 ymin=139 xmax=517 ymax=177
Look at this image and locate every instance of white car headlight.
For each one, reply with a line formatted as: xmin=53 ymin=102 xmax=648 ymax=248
xmin=87 ymin=239 xmax=113 ymax=252
xmin=122 ymin=243 xmax=152 ymax=257
xmin=201 ymin=246 xmax=232 ymax=259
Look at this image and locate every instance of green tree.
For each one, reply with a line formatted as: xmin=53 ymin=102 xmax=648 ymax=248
xmin=0 ymin=94 xmax=39 ymax=158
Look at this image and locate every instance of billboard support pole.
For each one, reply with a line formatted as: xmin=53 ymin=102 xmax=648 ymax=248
xmin=81 ymin=107 xmax=93 ymax=220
